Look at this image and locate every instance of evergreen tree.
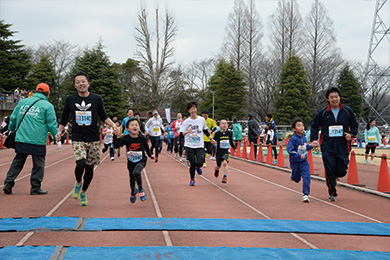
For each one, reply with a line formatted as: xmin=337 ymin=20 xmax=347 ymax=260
xmin=0 ymin=20 xmax=31 ymax=91
xmin=66 ymin=42 xmax=125 ymax=118
xmin=274 ymin=55 xmax=311 ymax=125
xmin=202 ymin=60 xmax=247 ymax=120
xmin=337 ymin=65 xmax=363 ymax=118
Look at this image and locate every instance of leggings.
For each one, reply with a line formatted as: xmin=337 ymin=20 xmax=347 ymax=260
xmin=149 ymin=136 xmax=160 ymax=158
xmin=128 ymin=161 xmax=145 ymax=193
xmin=75 ymin=159 xmax=94 ymax=192
xmin=174 ymin=137 xmax=184 ymax=156
xmin=185 ymin=147 xmax=205 ymax=179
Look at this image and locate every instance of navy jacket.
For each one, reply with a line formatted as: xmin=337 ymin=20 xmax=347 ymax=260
xmin=310 ymin=104 xmax=358 ymax=154
xmin=287 ymin=132 xmax=312 ymax=163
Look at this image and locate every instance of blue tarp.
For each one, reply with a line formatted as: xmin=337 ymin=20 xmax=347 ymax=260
xmin=1 ymin=217 xmax=389 ymax=236
xmin=1 ymin=246 xmax=389 ymax=260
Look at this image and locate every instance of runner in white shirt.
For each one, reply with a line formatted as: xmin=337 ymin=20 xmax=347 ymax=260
xmin=145 ymin=110 xmax=164 ymax=162
xmin=180 ymin=101 xmax=216 ymax=186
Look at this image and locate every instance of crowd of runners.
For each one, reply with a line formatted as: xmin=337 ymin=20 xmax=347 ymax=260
xmin=3 ymin=72 xmax=361 ymax=207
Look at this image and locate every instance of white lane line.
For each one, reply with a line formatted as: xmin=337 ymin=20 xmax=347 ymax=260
xmin=0 ymin=155 xmax=75 ymax=188
xmin=231 ymin=166 xmax=383 ymax=223
xmin=164 ymin=153 xmax=317 ymax=249
xmin=143 ymin=168 xmax=173 ymax=247
xmin=15 ymin=154 xmax=109 ymax=246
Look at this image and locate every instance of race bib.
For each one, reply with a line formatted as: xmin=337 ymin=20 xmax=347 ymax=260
xmin=220 ymin=140 xmax=230 ymax=149
xmin=368 ymin=136 xmax=376 ymax=142
xmin=329 ymin=125 xmax=343 ymax=137
xmin=189 ymin=133 xmax=201 ymax=143
xmin=153 ymin=127 xmax=160 ymax=132
xmin=169 ymin=131 xmax=174 ymax=136
xmin=298 ymin=145 xmax=307 ymax=155
xmin=127 ymin=151 xmax=143 ymax=163
xmin=105 ymin=134 xmax=113 ymax=143
xmin=75 ymin=111 xmax=92 ymax=126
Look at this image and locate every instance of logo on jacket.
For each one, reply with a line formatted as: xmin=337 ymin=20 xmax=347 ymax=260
xmin=75 ymin=101 xmax=91 ymax=111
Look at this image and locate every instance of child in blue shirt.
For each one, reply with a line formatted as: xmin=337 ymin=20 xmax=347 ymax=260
xmin=287 ymin=118 xmax=313 ymax=203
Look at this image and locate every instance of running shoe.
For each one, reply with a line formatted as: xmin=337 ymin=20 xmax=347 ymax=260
xmin=72 ymin=182 xmax=82 ymax=199
xmin=175 ymin=154 xmax=178 ymax=159
xmin=222 ymin=175 xmax=227 ymax=183
xmin=110 ymin=157 xmax=115 ymax=161
xmin=369 ymin=160 xmax=374 ymax=164
xmin=302 ymin=195 xmax=309 ymax=203
xmin=118 ymin=150 xmax=120 ymax=157
xmin=155 ymin=158 xmax=158 ymax=163
xmin=189 ymin=179 xmax=195 ymax=186
xmin=273 ymin=160 xmax=277 ymax=164
xmin=79 ymin=193 xmax=88 ymax=206
xmin=179 ymin=157 xmax=183 ymax=162
xmin=139 ymin=189 xmax=147 ymax=201
xmin=196 ymin=166 xmax=203 ymax=175
xmin=214 ymin=168 xmax=219 ymax=178
xmin=203 ymin=162 xmax=207 ymax=168
xmin=328 ymin=195 xmax=337 ymax=202
xmin=130 ymin=188 xmax=138 ymax=203
xmin=186 ymin=160 xmax=190 ymax=166
xmin=364 ymin=159 xmax=368 ymax=164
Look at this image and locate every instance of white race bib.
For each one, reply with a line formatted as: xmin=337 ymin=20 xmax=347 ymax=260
xmin=298 ymin=145 xmax=307 ymax=155
xmin=189 ymin=133 xmax=201 ymax=143
xmin=127 ymin=151 xmax=143 ymax=163
xmin=75 ymin=111 xmax=92 ymax=126
xmin=220 ymin=140 xmax=230 ymax=149
xmin=329 ymin=125 xmax=343 ymax=137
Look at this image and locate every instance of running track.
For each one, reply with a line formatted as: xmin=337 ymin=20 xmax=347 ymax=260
xmin=0 ymin=144 xmax=389 ymax=259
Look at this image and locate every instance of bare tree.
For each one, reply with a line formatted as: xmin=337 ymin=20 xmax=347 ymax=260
xmin=302 ymin=0 xmax=343 ymax=117
xmin=268 ymin=0 xmax=303 ymax=67
xmin=135 ymin=6 xmax=177 ymax=109
xmin=222 ymin=0 xmax=249 ymax=72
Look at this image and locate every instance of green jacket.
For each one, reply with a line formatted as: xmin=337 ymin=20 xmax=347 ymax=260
xmin=232 ymin=122 xmax=243 ymax=141
xmin=9 ymin=93 xmax=58 ymax=146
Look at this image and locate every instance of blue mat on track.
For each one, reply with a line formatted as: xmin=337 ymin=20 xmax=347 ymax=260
xmin=1 ymin=246 xmax=389 ymax=260
xmin=1 ymin=217 xmax=389 ymax=236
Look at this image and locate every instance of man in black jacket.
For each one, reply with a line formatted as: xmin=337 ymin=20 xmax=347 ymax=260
xmin=310 ymin=87 xmax=358 ymax=202
xmin=247 ymin=113 xmax=259 ymax=159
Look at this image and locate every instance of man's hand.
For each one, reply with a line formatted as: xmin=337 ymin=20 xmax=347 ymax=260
xmin=344 ymin=132 xmax=351 ymax=141
xmin=112 ymin=124 xmax=120 ymax=135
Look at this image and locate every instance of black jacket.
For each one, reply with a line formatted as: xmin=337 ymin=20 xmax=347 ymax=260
xmin=248 ymin=117 xmax=259 ymax=140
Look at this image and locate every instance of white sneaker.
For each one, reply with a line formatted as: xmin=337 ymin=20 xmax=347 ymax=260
xmin=210 ymin=156 xmax=215 ymax=160
xmin=175 ymin=154 xmax=178 ymax=159
xmin=369 ymin=160 xmax=374 ymax=164
xmin=302 ymin=195 xmax=309 ymax=203
xmin=179 ymin=157 xmax=183 ymax=162
xmin=110 ymin=157 xmax=115 ymax=161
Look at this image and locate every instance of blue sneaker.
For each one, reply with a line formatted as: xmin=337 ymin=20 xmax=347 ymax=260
xmin=130 ymin=188 xmax=138 ymax=203
xmin=273 ymin=160 xmax=277 ymax=164
xmin=189 ymin=179 xmax=195 ymax=186
xmin=196 ymin=166 xmax=202 ymax=175
xmin=139 ymin=188 xmax=147 ymax=202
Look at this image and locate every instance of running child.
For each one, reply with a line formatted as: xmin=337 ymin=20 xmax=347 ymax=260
xmin=114 ymin=118 xmax=154 ymax=203
xmin=180 ymin=101 xmax=216 ymax=186
xmin=287 ymin=118 xmax=313 ymax=203
xmin=102 ymin=124 xmax=115 ymax=161
xmin=213 ymin=119 xmax=236 ymax=184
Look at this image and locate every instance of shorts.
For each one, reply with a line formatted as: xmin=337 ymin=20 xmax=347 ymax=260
xmin=365 ymin=143 xmax=377 ymax=154
xmin=72 ymin=141 xmax=101 ymax=165
xmin=216 ymin=150 xmax=230 ymax=167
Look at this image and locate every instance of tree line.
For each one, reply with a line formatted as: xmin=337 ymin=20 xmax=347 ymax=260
xmin=0 ymin=0 xmax=388 ymax=125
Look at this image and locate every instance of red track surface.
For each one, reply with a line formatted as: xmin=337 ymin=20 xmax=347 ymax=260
xmin=1 ymin=144 xmax=389 ymax=252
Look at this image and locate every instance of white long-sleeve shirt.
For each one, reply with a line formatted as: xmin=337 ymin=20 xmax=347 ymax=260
xmin=145 ymin=116 xmax=164 ymax=137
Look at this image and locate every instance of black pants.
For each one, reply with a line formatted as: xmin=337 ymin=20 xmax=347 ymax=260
xmin=128 ymin=161 xmax=145 ymax=193
xmin=149 ymin=136 xmax=161 ymax=158
xmin=185 ymin=147 xmax=205 ymax=179
xmin=322 ymin=151 xmax=349 ymax=197
xmin=4 ymin=153 xmax=45 ymax=193
xmin=174 ymin=137 xmax=184 ymax=156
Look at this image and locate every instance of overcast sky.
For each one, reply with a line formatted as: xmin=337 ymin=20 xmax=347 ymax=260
xmin=0 ymin=0 xmax=388 ymax=67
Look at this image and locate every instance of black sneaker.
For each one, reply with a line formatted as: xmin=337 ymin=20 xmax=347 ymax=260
xmin=328 ymin=195 xmax=337 ymax=202
xmin=3 ymin=187 xmax=12 ymax=195
xmin=214 ymin=169 xmax=219 ymax=178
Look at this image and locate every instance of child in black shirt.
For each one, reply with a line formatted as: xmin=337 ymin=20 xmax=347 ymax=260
xmin=114 ymin=118 xmax=154 ymax=203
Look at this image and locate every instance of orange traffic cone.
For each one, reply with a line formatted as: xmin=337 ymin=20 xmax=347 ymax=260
xmin=307 ymin=150 xmax=315 ymax=175
xmin=231 ymin=145 xmax=235 ymax=156
xmin=249 ymin=144 xmax=255 ymax=161
xmin=377 ymin=154 xmax=390 ymax=193
xmin=284 ymin=137 xmax=289 ymax=146
xmin=241 ymin=140 xmax=248 ymax=159
xmin=276 ymin=145 xmax=285 ymax=167
xmin=100 ymin=134 xmax=103 ymax=143
xmin=65 ymin=134 xmax=70 ymax=144
xmin=347 ymin=151 xmax=364 ymax=186
xmin=47 ymin=135 xmax=50 ymax=145
xmin=236 ymin=141 xmax=241 ymax=157
xmin=257 ymin=143 xmax=264 ymax=163
xmin=266 ymin=144 xmax=273 ymax=165
xmin=0 ymin=135 xmax=4 ymax=149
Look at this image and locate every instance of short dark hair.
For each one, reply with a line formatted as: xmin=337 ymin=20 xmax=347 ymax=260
xmin=126 ymin=118 xmax=140 ymax=128
xmin=127 ymin=108 xmax=134 ymax=113
xmin=134 ymin=112 xmax=140 ymax=116
xmin=186 ymin=101 xmax=198 ymax=112
xmin=233 ymin=117 xmax=237 ymax=123
xmin=73 ymin=71 xmax=89 ymax=84
xmin=291 ymin=117 xmax=303 ymax=129
xmin=326 ymin=87 xmax=341 ymax=99
xmin=266 ymin=113 xmax=273 ymax=118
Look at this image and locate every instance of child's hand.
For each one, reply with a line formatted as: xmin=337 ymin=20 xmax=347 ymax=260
xmin=311 ymin=140 xmax=319 ymax=147
xmin=300 ymin=154 xmax=305 ymax=159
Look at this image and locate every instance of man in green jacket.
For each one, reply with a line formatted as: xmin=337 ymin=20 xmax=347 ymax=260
xmin=3 ymin=83 xmax=59 ymax=195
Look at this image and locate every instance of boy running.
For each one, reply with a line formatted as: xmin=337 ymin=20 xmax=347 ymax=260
xmin=287 ymin=118 xmax=314 ymax=202
xmin=114 ymin=118 xmax=154 ymax=203
xmin=180 ymin=101 xmax=215 ymax=186
xmin=213 ymin=119 xmax=236 ymax=184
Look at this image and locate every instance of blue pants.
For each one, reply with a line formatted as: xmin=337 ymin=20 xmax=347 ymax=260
xmin=290 ymin=160 xmax=311 ymax=195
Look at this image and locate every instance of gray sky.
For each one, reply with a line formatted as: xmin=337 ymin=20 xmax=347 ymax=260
xmin=0 ymin=0 xmax=388 ymax=67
